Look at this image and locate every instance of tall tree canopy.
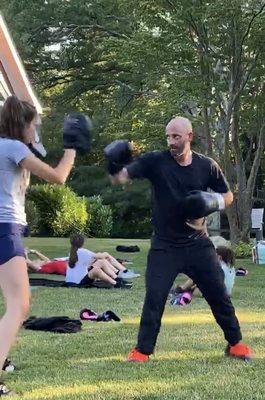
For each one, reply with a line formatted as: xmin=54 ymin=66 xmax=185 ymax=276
xmin=1 ymin=0 xmax=264 ymax=242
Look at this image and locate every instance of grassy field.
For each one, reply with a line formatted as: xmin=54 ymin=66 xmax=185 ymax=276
xmin=1 ymin=237 xmax=265 ymax=399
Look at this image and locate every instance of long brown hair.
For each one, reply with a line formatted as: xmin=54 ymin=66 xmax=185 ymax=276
xmin=68 ymin=234 xmax=85 ymax=268
xmin=216 ymin=246 xmax=235 ymax=266
xmin=0 ymin=95 xmax=37 ymax=142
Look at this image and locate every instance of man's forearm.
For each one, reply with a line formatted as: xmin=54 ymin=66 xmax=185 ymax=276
xmin=222 ymin=191 xmax=233 ymax=208
xmin=110 ymin=168 xmax=130 ymax=185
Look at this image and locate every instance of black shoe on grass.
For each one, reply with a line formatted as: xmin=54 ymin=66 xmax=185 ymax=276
xmin=0 ymin=382 xmax=17 ymax=396
xmin=2 ymin=359 xmax=15 ymax=373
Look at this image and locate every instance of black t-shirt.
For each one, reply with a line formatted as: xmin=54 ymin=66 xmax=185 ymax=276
xmin=127 ymin=150 xmax=230 ymax=246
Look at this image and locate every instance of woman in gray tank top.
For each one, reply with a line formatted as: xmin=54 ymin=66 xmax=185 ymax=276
xmin=0 ymin=96 xmax=78 ymax=396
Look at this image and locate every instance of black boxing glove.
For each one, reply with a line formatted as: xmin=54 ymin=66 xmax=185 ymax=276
xmin=104 ymin=140 xmax=133 ymax=175
xmin=63 ymin=112 xmax=92 ymax=154
xmin=183 ymin=190 xmax=225 ymax=220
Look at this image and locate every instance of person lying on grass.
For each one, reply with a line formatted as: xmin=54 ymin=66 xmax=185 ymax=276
xmin=65 ymin=234 xmax=139 ymax=286
xmin=171 ymin=246 xmax=236 ymax=298
xmin=25 ymin=248 xmax=68 ymax=275
xmin=26 ymin=242 xmax=139 ymax=281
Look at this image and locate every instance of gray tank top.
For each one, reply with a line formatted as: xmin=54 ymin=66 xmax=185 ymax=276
xmin=0 ymin=138 xmax=31 ymax=225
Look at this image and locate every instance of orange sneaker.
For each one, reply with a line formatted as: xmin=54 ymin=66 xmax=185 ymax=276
xmin=225 ymin=343 xmax=252 ymax=361
xmin=127 ymin=347 xmax=149 ymax=362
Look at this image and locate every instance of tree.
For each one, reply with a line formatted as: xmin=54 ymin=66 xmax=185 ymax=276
xmin=2 ymin=0 xmax=264 ymax=242
xmin=180 ymin=0 xmax=265 ymax=242
xmin=120 ymin=0 xmax=265 ymax=242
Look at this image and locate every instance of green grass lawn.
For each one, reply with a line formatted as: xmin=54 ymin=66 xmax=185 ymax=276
xmin=1 ymin=237 xmax=265 ymax=399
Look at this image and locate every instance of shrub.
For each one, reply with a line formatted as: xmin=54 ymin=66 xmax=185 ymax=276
xmin=104 ymin=180 xmax=152 ymax=238
xmin=86 ymin=195 xmax=113 ymax=237
xmin=70 ymin=165 xmax=109 ymax=197
xmin=25 ymin=199 xmax=40 ymax=236
xmin=69 ymin=165 xmax=152 ymax=238
xmin=233 ymin=241 xmax=253 ymax=259
xmin=28 ymin=184 xmax=88 ymax=236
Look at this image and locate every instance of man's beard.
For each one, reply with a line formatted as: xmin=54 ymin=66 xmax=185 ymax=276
xmin=169 ymin=144 xmax=185 ymax=157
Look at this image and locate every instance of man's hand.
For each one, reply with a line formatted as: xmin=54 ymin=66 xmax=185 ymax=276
xmin=183 ymin=191 xmax=226 ymax=220
xmin=110 ymin=168 xmax=130 ymax=185
xmin=104 ymin=140 xmax=133 ymax=176
xmin=186 ymin=217 xmax=207 ymax=232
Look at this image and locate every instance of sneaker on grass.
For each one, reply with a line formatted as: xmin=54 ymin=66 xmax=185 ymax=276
xmin=2 ymin=359 xmax=15 ymax=373
xmin=225 ymin=343 xmax=252 ymax=361
xmin=0 ymin=382 xmax=17 ymax=396
xmin=119 ymin=269 xmax=140 ymax=279
xmin=127 ymin=347 xmax=149 ymax=362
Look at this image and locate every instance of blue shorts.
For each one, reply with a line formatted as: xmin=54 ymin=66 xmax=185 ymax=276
xmin=0 ymin=223 xmax=26 ymax=266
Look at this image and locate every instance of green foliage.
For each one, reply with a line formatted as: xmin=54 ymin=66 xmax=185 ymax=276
xmin=25 ymin=199 xmax=40 ymax=236
xmin=69 ymin=165 xmax=110 ymax=198
xmin=28 ymin=184 xmax=88 ymax=237
xmin=70 ymin=165 xmax=152 ymax=238
xmin=86 ymin=195 xmax=113 ymax=238
xmin=233 ymin=241 xmax=253 ymax=259
xmin=104 ymin=181 xmax=152 ymax=238
xmin=2 ymin=0 xmax=264 ymax=242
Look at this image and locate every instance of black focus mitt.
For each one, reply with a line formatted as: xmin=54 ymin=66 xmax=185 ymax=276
xmin=104 ymin=140 xmax=133 ymax=175
xmin=63 ymin=112 xmax=92 ymax=154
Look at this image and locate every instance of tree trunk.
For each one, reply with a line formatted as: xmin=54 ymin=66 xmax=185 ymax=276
xmin=226 ymin=196 xmax=252 ymax=244
xmin=187 ymin=8 xmax=264 ymax=245
xmin=238 ymin=195 xmax=252 ymax=242
xmin=226 ymin=202 xmax=241 ymax=244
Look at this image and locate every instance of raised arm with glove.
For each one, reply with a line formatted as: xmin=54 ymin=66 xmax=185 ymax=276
xmin=104 ymin=140 xmax=133 ymax=175
xmin=63 ymin=112 xmax=92 ymax=154
xmin=22 ymin=111 xmax=93 ymax=185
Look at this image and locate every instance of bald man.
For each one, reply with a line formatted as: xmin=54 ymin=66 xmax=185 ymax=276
xmin=107 ymin=116 xmax=252 ymax=362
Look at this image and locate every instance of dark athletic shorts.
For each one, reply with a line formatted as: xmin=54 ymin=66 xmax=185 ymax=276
xmin=0 ymin=223 xmax=26 ymax=266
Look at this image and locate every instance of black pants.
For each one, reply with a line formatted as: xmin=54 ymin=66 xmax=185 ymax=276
xmin=137 ymin=238 xmax=242 ymax=355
